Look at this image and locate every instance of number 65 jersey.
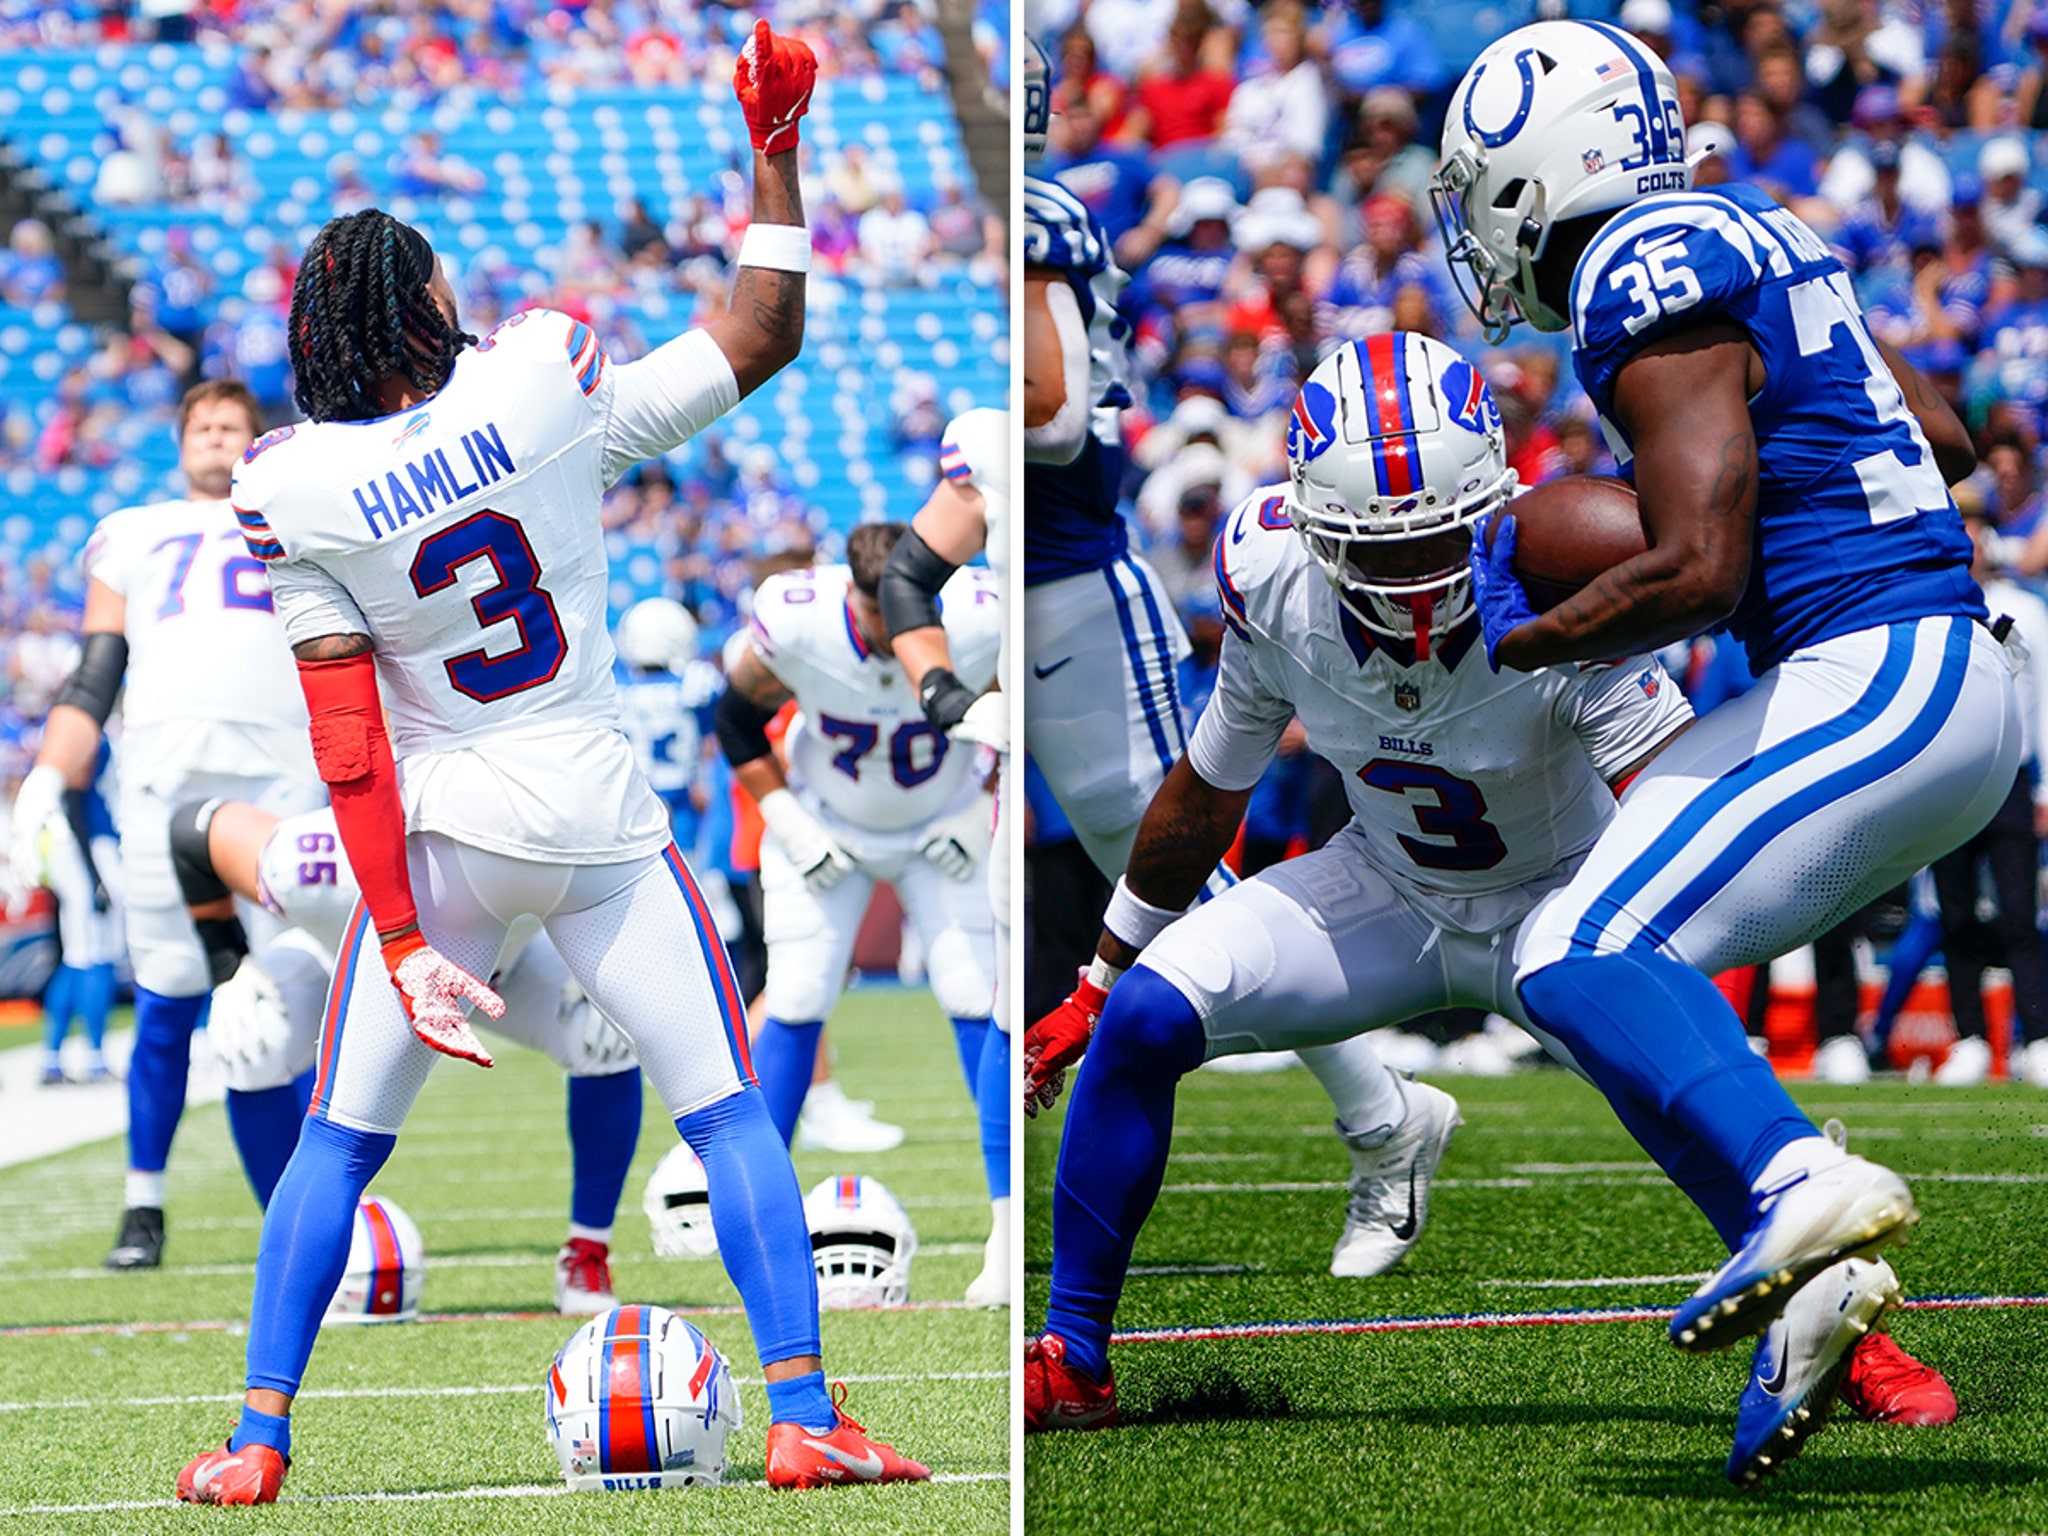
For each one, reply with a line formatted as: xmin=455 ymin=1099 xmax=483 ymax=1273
xmin=1201 ymin=488 xmax=1692 ymax=928
xmin=232 ymin=308 xmax=738 ymax=863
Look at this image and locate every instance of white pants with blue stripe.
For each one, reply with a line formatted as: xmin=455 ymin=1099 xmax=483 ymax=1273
xmin=1517 ymin=616 xmax=2022 ymax=979
xmin=311 ymin=833 xmax=751 ymax=1135
xmin=1025 ymin=556 xmax=1192 ymax=875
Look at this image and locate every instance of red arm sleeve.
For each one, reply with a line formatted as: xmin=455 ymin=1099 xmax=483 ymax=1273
xmin=296 ymin=652 xmax=419 ymax=952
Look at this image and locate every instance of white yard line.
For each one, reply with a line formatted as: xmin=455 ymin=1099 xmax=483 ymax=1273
xmin=1482 ymin=1272 xmax=1712 ymax=1289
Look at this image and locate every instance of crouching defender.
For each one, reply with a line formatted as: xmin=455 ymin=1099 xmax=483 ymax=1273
xmin=177 ymin=23 xmax=925 ymax=1503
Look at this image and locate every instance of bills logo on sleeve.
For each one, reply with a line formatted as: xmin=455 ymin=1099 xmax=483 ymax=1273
xmin=1288 ymin=380 xmax=1337 ymax=463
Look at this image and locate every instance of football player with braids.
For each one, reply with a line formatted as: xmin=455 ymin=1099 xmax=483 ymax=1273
xmin=1434 ymin=21 xmax=2006 ymax=1481
xmin=10 ymin=380 xmax=327 ymax=1270
xmin=177 ymin=22 xmax=926 ymax=1504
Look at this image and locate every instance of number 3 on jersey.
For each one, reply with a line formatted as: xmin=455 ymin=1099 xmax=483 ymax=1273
xmin=409 ymin=510 xmax=566 ymax=702
xmin=1357 ymin=758 xmax=1507 ymax=871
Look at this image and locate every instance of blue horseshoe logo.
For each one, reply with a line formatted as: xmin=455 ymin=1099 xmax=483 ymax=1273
xmin=1463 ymin=48 xmax=1541 ymax=149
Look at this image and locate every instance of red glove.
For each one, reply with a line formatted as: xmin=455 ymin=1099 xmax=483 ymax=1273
xmin=734 ymin=18 xmax=817 ymax=155
xmin=1023 ymin=970 xmax=1109 ymax=1119
xmin=380 ymin=929 xmax=505 ymax=1068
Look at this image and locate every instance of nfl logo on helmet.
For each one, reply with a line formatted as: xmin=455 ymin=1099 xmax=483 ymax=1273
xmin=1288 ymin=380 xmax=1337 ymax=464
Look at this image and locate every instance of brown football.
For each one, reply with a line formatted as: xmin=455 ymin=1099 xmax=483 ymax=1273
xmin=1491 ymin=475 xmax=1650 ymax=612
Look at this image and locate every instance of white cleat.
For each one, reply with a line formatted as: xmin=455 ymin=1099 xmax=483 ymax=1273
xmin=1330 ymin=1079 xmax=1462 ymax=1279
xmin=1671 ymin=1147 xmax=1916 ymax=1352
xmin=2017 ymin=1038 xmax=2048 ymax=1089
xmin=1812 ymin=1035 xmax=1873 ymax=1085
xmin=795 ymin=1080 xmax=906 ymax=1153
xmin=1932 ymin=1036 xmax=1991 ymax=1086
xmin=554 ymin=1237 xmax=619 ymax=1316
xmin=964 ymin=1196 xmax=1010 ymax=1309
xmin=1726 ymin=1256 xmax=1901 ymax=1486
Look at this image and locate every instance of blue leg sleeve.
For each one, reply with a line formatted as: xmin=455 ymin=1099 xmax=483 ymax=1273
xmin=1519 ymin=953 xmax=1817 ymax=1191
xmin=41 ymin=966 xmax=77 ymax=1055
xmin=1872 ymin=911 xmax=1943 ymax=1051
xmin=1044 ymin=967 xmax=1206 ymax=1382
xmin=78 ymin=962 xmax=115 ymax=1051
xmin=676 ymin=1086 xmax=821 ymax=1369
xmin=245 ymin=1116 xmax=396 ymax=1397
xmin=567 ymin=1068 xmax=643 ymax=1231
xmin=976 ymin=1023 xmax=1009 ymax=1200
xmin=751 ymin=1017 xmax=823 ymax=1146
xmin=126 ymin=987 xmax=209 ymax=1173
xmin=226 ymin=1082 xmax=311 ymax=1209
xmin=950 ymin=1016 xmax=989 ymax=1095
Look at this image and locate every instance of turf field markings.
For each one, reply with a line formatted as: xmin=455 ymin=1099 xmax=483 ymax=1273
xmin=0 ymin=1368 xmax=1010 ymax=1414
xmin=1481 ymin=1272 xmax=1711 ymax=1289
xmin=1505 ymin=1161 xmax=1659 ymax=1174
xmin=1127 ymin=1264 xmax=1261 ymax=1277
xmin=0 ymin=1470 xmax=1009 ymax=1516
xmin=1160 ymin=1170 xmax=2048 ymax=1196
xmin=1107 ymin=1292 xmax=2048 ymax=1345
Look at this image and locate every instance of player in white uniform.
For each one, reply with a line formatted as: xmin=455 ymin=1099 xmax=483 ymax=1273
xmin=10 ymin=381 xmax=325 ymax=1271
xmin=176 ymin=27 xmax=925 ymax=1504
xmin=717 ymin=523 xmax=1005 ymax=1303
xmin=26 ymin=740 xmax=122 ymax=1083
xmin=171 ymin=796 xmax=645 ymax=1313
xmin=1023 ymin=337 xmax=1959 ymax=1466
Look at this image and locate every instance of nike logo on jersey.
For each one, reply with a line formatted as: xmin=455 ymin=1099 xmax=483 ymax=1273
xmin=799 ymin=1439 xmax=885 ymax=1479
xmin=1033 ymin=657 xmax=1074 ymax=679
xmin=1389 ymin=1165 xmax=1420 ymax=1241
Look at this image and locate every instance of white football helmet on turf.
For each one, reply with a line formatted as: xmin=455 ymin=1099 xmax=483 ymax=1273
xmin=615 ymin=597 xmax=699 ymax=673
xmin=1287 ymin=334 xmax=1516 ymax=658
xmin=804 ymin=1175 xmax=917 ymax=1309
xmin=1434 ymin=20 xmax=1689 ymax=337
xmin=545 ymin=1304 xmax=741 ymax=1490
xmin=643 ymin=1143 xmax=718 ymax=1258
xmin=324 ymin=1196 xmax=424 ymax=1324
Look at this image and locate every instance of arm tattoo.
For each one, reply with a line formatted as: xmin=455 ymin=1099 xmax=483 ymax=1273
xmin=292 ymin=632 xmax=373 ymax=662
xmin=1706 ymin=425 xmax=1755 ymax=518
xmin=729 ymin=644 xmax=794 ymax=710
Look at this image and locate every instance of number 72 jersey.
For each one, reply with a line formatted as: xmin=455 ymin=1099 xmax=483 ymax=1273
xmin=1571 ymin=181 xmax=1983 ymax=676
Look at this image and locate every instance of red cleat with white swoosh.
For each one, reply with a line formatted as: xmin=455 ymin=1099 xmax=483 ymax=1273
xmin=176 ymin=1440 xmax=289 ymax=1505
xmin=765 ymin=1382 xmax=930 ymax=1488
xmin=1024 ymin=1334 xmax=1117 ymax=1431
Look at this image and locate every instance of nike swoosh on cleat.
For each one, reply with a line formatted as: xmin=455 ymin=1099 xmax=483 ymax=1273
xmin=800 ymin=1440 xmax=885 ymax=1479
xmin=1033 ymin=657 xmax=1074 ymax=679
xmin=1389 ymin=1165 xmax=1419 ymax=1242
xmin=1758 ymin=1340 xmax=1791 ymax=1397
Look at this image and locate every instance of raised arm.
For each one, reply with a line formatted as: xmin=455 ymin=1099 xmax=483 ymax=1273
xmin=881 ymin=474 xmax=1004 ymax=752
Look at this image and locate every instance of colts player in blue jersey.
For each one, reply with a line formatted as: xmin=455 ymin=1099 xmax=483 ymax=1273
xmin=1022 ymin=45 xmax=1426 ymax=1272
xmin=1436 ymin=20 xmax=2021 ymax=1483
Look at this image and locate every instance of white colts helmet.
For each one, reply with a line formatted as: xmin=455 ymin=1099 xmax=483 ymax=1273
xmin=1287 ymin=334 xmax=1516 ymax=659
xmin=1434 ymin=20 xmax=1689 ymax=337
xmin=545 ymin=1304 xmax=741 ymax=1490
xmin=643 ymin=1143 xmax=719 ymax=1259
xmin=804 ymin=1175 xmax=918 ymax=1309
xmin=615 ymin=597 xmax=700 ymax=674
xmin=1023 ymin=34 xmax=1051 ymax=163
xmin=325 ymin=1196 xmax=424 ymax=1324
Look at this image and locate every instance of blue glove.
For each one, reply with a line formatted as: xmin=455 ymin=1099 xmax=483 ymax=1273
xmin=1468 ymin=511 xmax=1537 ymax=673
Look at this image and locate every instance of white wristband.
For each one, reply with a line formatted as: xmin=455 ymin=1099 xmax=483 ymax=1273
xmin=1085 ymin=954 xmax=1127 ymax=993
xmin=738 ymin=222 xmax=813 ymax=273
xmin=1102 ymin=876 xmax=1188 ymax=953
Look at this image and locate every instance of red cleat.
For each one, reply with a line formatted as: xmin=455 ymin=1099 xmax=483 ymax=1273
xmin=1840 ymin=1330 xmax=1958 ymax=1424
xmin=765 ymin=1382 xmax=930 ymax=1488
xmin=1025 ymin=1334 xmax=1117 ymax=1432
xmin=176 ymin=1441 xmax=289 ymax=1505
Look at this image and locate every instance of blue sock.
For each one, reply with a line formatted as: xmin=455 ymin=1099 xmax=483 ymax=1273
xmin=567 ymin=1069 xmax=643 ymax=1230
xmin=675 ymin=1087 xmax=820 ymax=1369
xmin=227 ymin=1404 xmax=290 ymax=1459
xmin=1873 ymin=910 xmax=1942 ymax=1049
xmin=1045 ymin=967 xmax=1206 ymax=1383
xmin=79 ymin=962 xmax=114 ymax=1051
xmin=1597 ymin=1079 xmax=1753 ymax=1248
xmin=126 ymin=987 xmax=210 ymax=1175
xmin=245 ymin=1116 xmax=396 ymax=1397
xmin=1519 ymin=953 xmax=1817 ymax=1192
xmin=975 ymin=1022 xmax=1009 ymax=1200
xmin=226 ymin=1081 xmax=311 ymax=1209
xmin=950 ymin=1016 xmax=989 ymax=1095
xmin=763 ymin=1369 xmax=836 ymax=1433
xmin=41 ymin=966 xmax=77 ymax=1055
xmin=751 ymin=1017 xmax=823 ymax=1146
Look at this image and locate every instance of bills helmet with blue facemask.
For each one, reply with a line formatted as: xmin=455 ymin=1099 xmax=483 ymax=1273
xmin=324 ymin=1196 xmax=425 ymax=1324
xmin=545 ymin=1304 xmax=741 ymax=1490
xmin=1433 ymin=21 xmax=1691 ymax=339
xmin=1287 ymin=334 xmax=1516 ymax=659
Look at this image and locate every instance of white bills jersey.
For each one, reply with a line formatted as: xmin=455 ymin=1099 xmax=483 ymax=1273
xmin=938 ymin=407 xmax=1011 ymax=694
xmin=81 ymin=498 xmax=315 ymax=796
xmin=233 ymin=307 xmax=737 ymax=862
xmin=1197 ymin=486 xmax=1692 ymax=921
xmin=751 ymin=562 xmax=1000 ymax=833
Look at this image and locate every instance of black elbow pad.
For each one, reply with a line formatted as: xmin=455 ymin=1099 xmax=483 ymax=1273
xmin=52 ymin=632 xmax=128 ymax=726
xmin=169 ymin=798 xmax=234 ymax=907
xmin=878 ymin=527 xmax=957 ymax=637
xmin=715 ymin=686 xmax=778 ymax=767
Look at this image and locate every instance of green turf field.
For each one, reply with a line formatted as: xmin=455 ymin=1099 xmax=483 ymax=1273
xmin=1025 ymin=1065 xmax=2048 ymax=1536
xmin=0 ymin=986 xmax=1007 ymax=1532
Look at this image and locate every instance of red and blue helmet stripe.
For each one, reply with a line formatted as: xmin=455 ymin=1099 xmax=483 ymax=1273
xmin=359 ymin=1199 xmax=406 ymax=1317
xmin=1362 ymin=333 xmax=1421 ymax=497
xmin=597 ymin=1305 xmax=661 ymax=1473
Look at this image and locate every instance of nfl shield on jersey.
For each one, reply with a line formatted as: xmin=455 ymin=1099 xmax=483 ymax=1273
xmin=805 ymin=1175 xmax=918 ymax=1309
xmin=545 ymin=1304 xmax=740 ymax=1490
xmin=324 ymin=1196 xmax=424 ymax=1324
